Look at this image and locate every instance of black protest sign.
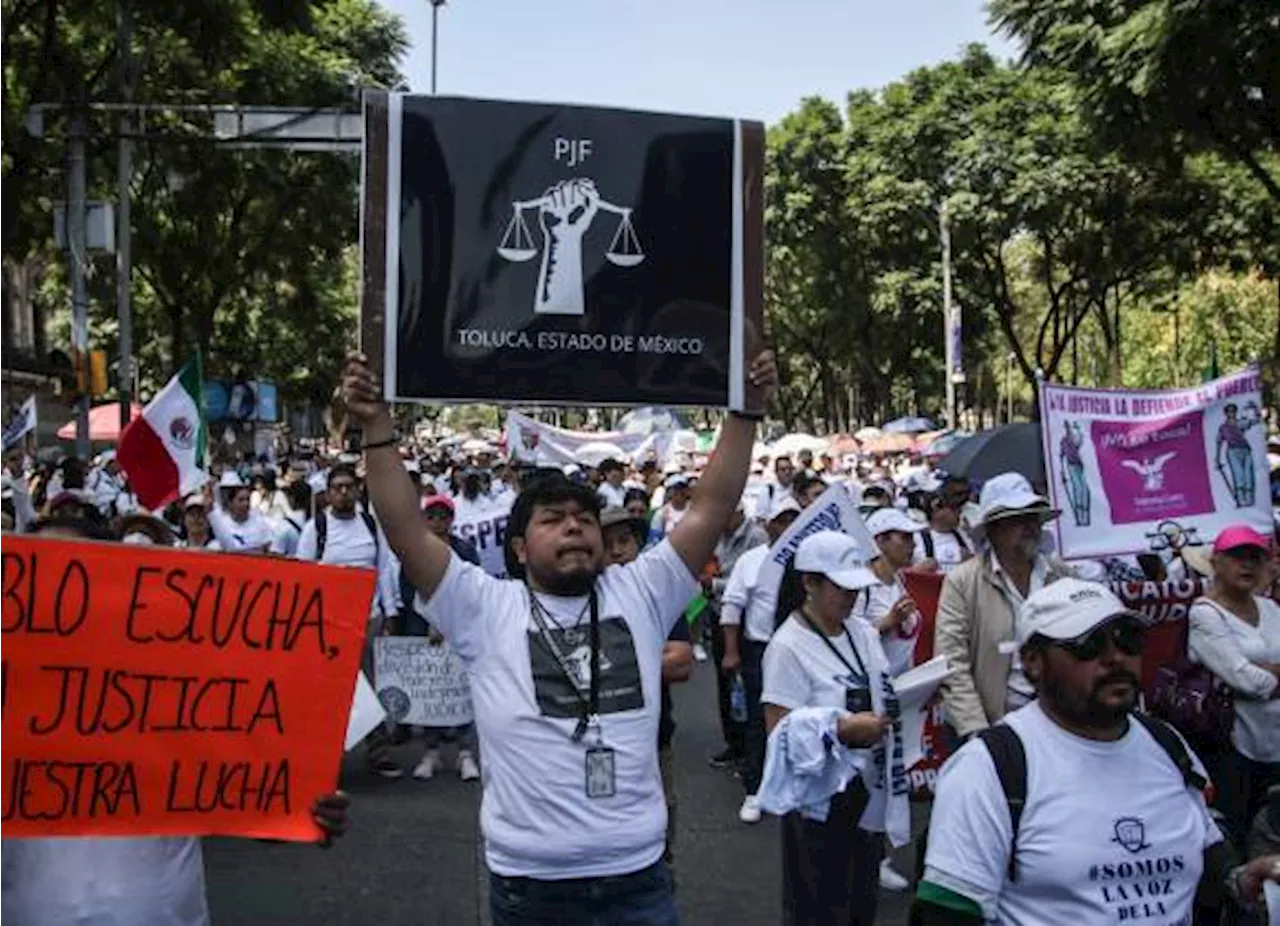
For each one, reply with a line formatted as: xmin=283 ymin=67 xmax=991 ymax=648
xmin=361 ymin=93 xmax=764 ymax=410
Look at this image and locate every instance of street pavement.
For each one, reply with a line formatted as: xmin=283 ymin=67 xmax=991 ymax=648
xmin=205 ymin=658 xmax=917 ymax=925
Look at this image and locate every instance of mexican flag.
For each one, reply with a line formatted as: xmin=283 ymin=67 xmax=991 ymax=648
xmin=117 ymin=354 xmax=207 ymax=510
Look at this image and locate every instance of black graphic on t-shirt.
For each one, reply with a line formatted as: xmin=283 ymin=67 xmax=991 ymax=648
xmin=529 ymin=616 xmax=644 ymax=718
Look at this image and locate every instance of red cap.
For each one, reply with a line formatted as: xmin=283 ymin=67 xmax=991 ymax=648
xmin=423 ymin=494 xmax=455 ymax=514
xmin=1213 ymin=525 xmax=1272 ymax=554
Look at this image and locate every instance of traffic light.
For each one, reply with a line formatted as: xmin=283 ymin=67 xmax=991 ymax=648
xmin=89 ymin=351 xmax=108 ymax=396
xmin=72 ymin=350 xmax=110 ymax=396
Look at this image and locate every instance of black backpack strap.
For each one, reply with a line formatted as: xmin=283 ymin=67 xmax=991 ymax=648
xmin=314 ymin=510 xmax=327 ymax=560
xmin=952 ymin=530 xmax=970 ymax=553
xmin=977 ymin=724 xmax=1028 ymax=883
xmin=921 ymin=529 xmax=935 ymax=560
xmin=1132 ymin=713 xmax=1207 ymax=793
xmin=361 ymin=510 xmax=380 ymax=558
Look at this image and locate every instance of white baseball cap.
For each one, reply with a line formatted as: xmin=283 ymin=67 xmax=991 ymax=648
xmin=218 ymin=471 xmax=245 ymax=488
xmin=764 ymin=494 xmax=802 ymax=522
xmin=865 ymin=508 xmax=926 ymax=537
xmin=792 ymin=531 xmax=878 ymax=591
xmin=1013 ymin=578 xmax=1138 ymax=649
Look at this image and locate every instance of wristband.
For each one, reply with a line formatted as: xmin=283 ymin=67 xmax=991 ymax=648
xmin=362 ymin=434 xmax=399 ymax=452
xmin=729 ymin=410 xmax=765 ymax=422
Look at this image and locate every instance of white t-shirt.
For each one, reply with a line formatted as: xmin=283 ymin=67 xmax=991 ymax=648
xmin=295 ymin=512 xmax=400 ymax=619
xmin=1 ymin=836 xmax=209 ymax=926
xmin=762 ymin=613 xmax=903 ymax=836
xmin=914 ymin=528 xmax=972 ymax=574
xmin=419 ymin=540 xmax=698 ymax=879
xmin=719 ymin=544 xmax=777 ymax=643
xmin=597 ymin=482 xmax=628 ymax=509
xmin=924 ymin=701 xmax=1221 ymax=925
xmin=852 ymin=573 xmax=919 ymax=676
xmin=208 ymin=507 xmax=274 ymax=553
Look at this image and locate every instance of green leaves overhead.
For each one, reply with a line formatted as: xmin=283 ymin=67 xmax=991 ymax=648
xmin=766 ymin=40 xmax=1274 ymax=426
xmin=3 ymin=0 xmax=405 ymax=405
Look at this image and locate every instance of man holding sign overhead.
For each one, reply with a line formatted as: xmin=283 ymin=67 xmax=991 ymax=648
xmin=341 ymin=348 xmax=776 ymax=925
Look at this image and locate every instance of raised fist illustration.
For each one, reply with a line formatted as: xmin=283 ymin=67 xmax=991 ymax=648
xmin=534 ymin=179 xmax=601 ymax=316
xmin=538 ymin=179 xmax=601 ymax=239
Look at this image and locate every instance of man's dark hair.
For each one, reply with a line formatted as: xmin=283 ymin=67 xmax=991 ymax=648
xmin=285 ymin=480 xmax=312 ymax=512
xmin=503 ymin=473 xmax=602 ymax=581
xmin=328 ymin=463 xmax=359 ymax=486
xmin=598 ymin=458 xmax=624 ymax=475
xmin=59 ymin=457 xmax=87 ymax=490
xmin=623 ymin=487 xmax=650 ymax=509
xmin=792 ymin=473 xmax=826 ymax=497
xmin=28 ymin=513 xmax=114 ymax=541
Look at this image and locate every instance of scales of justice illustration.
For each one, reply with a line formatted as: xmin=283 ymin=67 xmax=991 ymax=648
xmin=496 ymin=178 xmax=644 ymax=316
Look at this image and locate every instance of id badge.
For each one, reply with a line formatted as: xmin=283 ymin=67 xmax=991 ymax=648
xmin=846 ymin=687 xmax=872 ymax=714
xmin=585 ymin=746 xmax=616 ymax=799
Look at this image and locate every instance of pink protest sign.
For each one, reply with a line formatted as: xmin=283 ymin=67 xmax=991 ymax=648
xmin=1040 ymin=367 xmax=1271 ymax=560
xmin=1090 ymin=411 xmax=1214 ymax=525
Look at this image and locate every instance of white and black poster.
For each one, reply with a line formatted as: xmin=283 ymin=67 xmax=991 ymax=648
xmin=361 ymin=93 xmax=765 ymax=410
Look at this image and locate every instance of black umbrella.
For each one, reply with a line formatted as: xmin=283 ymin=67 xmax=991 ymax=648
xmin=936 ymin=423 xmax=1045 ymax=486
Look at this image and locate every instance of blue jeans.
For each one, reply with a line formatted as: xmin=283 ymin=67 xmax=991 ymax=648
xmin=489 ymin=860 xmax=679 ymax=926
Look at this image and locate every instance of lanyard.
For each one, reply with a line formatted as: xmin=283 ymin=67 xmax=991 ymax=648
xmin=528 ymin=587 xmax=600 ymax=742
xmin=798 ymin=611 xmax=868 ymax=681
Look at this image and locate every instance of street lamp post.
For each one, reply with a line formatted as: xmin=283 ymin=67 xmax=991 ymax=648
xmin=429 ymin=0 xmax=447 ymax=94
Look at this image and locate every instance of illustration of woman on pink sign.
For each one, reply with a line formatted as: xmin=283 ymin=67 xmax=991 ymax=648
xmin=1059 ymin=420 xmax=1090 ymax=526
xmin=1215 ymin=402 xmax=1261 ymax=507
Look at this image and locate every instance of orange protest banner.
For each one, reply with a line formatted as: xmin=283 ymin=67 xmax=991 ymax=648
xmin=1 ymin=536 xmax=372 ymax=842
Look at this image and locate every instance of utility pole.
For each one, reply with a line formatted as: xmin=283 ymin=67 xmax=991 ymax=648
xmin=940 ymin=202 xmax=955 ymax=431
xmin=430 ymin=0 xmax=447 ymax=94
xmin=117 ymin=0 xmax=135 ymax=430
xmin=68 ymin=114 xmax=91 ymax=459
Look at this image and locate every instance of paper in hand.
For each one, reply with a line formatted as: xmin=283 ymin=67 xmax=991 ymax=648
xmin=893 ymin=655 xmax=952 ymax=770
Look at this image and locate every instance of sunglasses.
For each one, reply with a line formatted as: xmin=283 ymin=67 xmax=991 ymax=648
xmin=1047 ymin=618 xmax=1145 ymax=661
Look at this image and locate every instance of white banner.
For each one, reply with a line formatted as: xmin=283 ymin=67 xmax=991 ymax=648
xmin=452 ymin=496 xmax=514 ymax=578
xmin=3 ymin=396 xmax=37 ymax=450
xmin=754 ymin=484 xmax=876 ymax=620
xmin=505 ymin=411 xmax=667 ymax=467
xmin=1040 ymin=366 xmax=1270 ymax=560
xmin=374 ymin=637 xmax=474 ymax=728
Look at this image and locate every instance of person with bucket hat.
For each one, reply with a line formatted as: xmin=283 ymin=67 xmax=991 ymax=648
xmin=914 ymin=578 xmax=1229 ymax=926
xmin=934 ymin=473 xmax=1075 ymax=742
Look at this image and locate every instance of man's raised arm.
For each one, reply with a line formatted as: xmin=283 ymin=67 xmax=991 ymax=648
xmin=669 ymin=351 xmax=777 ymax=576
xmin=341 ymin=352 xmax=453 ymax=600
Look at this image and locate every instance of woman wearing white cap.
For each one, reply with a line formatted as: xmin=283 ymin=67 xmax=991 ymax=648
xmin=762 ymin=531 xmax=901 ymax=926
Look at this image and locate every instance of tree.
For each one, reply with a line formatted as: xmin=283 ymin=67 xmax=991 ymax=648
xmin=989 ymin=0 xmax=1280 ymax=203
xmin=765 ymin=97 xmax=873 ymax=430
xmin=2 ymin=0 xmax=405 ymax=406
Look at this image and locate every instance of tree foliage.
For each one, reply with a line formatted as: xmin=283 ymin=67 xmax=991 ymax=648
xmin=765 ymin=43 xmax=1276 ymax=427
xmin=989 ymin=0 xmax=1280 ymax=203
xmin=2 ymin=0 xmax=405 ymax=406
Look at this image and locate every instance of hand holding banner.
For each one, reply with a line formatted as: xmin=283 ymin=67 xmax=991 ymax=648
xmin=2 ymin=537 xmax=372 ymax=841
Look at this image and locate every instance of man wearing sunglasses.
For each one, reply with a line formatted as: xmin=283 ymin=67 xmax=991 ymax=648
xmin=914 ymin=579 xmax=1228 ymax=925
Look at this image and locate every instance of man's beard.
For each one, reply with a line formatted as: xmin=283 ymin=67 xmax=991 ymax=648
xmin=529 ymin=564 xmax=598 ymax=597
xmin=1041 ymin=667 xmax=1139 ymax=730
